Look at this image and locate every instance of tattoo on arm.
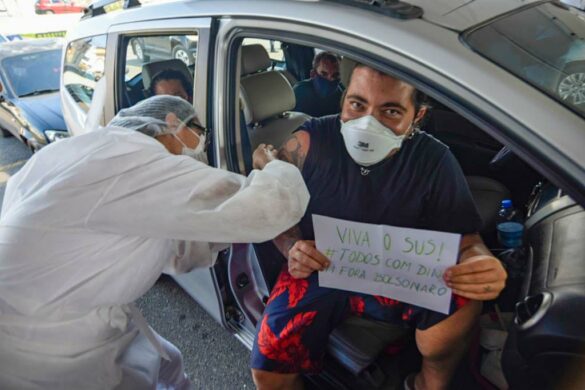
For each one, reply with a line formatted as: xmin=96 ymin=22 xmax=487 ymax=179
xmin=273 ymin=225 xmax=303 ymax=259
xmin=278 ymin=133 xmax=307 ymax=170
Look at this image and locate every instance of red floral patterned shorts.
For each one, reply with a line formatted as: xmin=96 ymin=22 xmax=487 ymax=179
xmin=251 ymin=268 xmax=469 ymax=374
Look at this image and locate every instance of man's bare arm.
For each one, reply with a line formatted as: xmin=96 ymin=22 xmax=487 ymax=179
xmin=277 ymin=130 xmax=311 ymax=171
xmin=444 ymin=233 xmax=507 ymax=300
xmin=273 ymin=225 xmax=303 ymax=258
xmin=273 ymin=130 xmax=311 ymax=259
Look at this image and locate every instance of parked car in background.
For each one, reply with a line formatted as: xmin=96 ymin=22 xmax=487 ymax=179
xmin=129 ymin=35 xmax=197 ymax=65
xmin=35 ymin=0 xmax=84 ymax=14
xmin=63 ymin=1 xmax=585 ymax=389
xmin=0 ymin=39 xmax=68 ymax=151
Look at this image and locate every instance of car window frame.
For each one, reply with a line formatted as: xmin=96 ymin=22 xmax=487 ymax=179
xmin=108 ymin=17 xmax=212 ymax=132
xmin=214 ymin=16 xmax=585 ymax=206
xmin=61 ymin=33 xmax=108 ymax=137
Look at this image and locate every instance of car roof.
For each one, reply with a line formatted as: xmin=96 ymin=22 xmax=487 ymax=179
xmin=408 ymin=0 xmax=541 ymax=31
xmin=74 ymin=0 xmax=542 ymax=36
xmin=0 ymin=38 xmax=63 ymax=59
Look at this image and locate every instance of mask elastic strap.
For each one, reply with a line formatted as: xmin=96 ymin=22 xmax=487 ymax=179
xmin=172 ymin=133 xmax=189 ymax=148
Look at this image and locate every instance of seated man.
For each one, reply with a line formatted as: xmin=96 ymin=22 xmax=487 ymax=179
xmin=293 ymin=52 xmax=344 ymax=117
xmin=251 ymin=64 xmax=508 ymax=390
xmin=149 ymin=69 xmax=192 ymax=102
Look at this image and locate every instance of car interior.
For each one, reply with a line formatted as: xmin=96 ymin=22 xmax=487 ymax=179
xmin=114 ymin=34 xmax=584 ymax=389
xmin=224 ymin=40 xmax=585 ymax=389
xmin=120 ymin=34 xmax=197 ymax=110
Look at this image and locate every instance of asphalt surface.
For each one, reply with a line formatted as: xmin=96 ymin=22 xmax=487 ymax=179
xmin=0 ymin=133 xmax=255 ymax=389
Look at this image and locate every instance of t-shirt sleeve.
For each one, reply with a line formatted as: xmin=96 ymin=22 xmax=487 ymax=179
xmin=424 ymin=150 xmax=483 ymax=234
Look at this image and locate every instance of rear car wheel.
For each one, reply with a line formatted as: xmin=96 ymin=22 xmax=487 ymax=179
xmin=172 ymin=45 xmax=191 ymax=66
xmin=45 ymin=10 xmax=54 ymax=14
xmin=557 ymin=61 xmax=585 ymax=106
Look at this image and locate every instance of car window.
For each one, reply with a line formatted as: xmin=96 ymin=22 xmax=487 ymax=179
xmin=63 ymin=35 xmax=107 ymax=113
xmin=122 ymin=33 xmax=197 ymax=106
xmin=464 ymin=2 xmax=585 ymax=119
xmin=2 ymin=49 xmax=62 ymax=97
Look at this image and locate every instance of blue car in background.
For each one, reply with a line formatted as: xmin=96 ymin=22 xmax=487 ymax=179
xmin=0 ymin=38 xmax=68 ymax=152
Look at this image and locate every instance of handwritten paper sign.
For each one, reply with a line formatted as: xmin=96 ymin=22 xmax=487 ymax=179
xmin=313 ymin=215 xmax=461 ymax=314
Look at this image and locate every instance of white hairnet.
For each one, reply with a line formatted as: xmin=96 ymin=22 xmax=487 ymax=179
xmin=108 ymin=95 xmax=197 ymax=137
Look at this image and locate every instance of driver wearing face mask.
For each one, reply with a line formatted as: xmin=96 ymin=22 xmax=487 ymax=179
xmin=293 ymin=51 xmax=344 ymax=117
xmin=0 ymin=95 xmax=310 ymax=390
xmin=251 ymin=65 xmax=508 ymax=390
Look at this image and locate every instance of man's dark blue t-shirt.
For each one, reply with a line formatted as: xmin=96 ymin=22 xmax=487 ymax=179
xmin=256 ymin=114 xmax=482 ymax=288
xmin=297 ymin=115 xmax=482 ymax=239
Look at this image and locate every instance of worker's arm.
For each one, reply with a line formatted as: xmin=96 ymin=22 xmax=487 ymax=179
xmin=84 ymin=143 xmax=310 ymax=244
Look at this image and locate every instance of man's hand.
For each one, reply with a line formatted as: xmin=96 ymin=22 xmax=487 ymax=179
xmin=252 ymin=143 xmax=278 ymax=170
xmin=287 ymin=240 xmax=330 ymax=279
xmin=444 ymin=255 xmax=507 ymax=300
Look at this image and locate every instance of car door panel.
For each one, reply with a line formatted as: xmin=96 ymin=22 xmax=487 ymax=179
xmin=108 ymin=17 xmax=229 ymax=328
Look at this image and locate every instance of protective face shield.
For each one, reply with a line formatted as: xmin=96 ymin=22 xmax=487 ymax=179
xmin=313 ymin=75 xmax=340 ymax=97
xmin=340 ymin=115 xmax=413 ymax=167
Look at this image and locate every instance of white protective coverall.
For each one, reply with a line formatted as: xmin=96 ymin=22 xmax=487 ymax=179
xmin=0 ymin=126 xmax=309 ymax=389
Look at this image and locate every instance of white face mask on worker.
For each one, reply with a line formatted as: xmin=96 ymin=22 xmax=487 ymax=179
xmin=340 ymin=115 xmax=412 ymax=167
xmin=173 ymin=129 xmax=208 ymax=164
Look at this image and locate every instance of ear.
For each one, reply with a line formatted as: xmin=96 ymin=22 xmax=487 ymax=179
xmin=413 ymin=106 xmax=427 ymax=127
xmin=165 ymin=112 xmax=180 ymax=130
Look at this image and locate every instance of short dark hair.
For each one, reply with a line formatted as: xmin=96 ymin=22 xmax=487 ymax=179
xmin=312 ymin=51 xmax=340 ymax=70
xmin=149 ymin=69 xmax=192 ymax=97
xmin=347 ymin=63 xmax=430 ymax=114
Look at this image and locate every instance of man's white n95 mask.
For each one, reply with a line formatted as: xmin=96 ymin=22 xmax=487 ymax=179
xmin=340 ymin=115 xmax=410 ymax=167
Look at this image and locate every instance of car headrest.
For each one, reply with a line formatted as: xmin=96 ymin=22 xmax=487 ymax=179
xmin=340 ymin=56 xmax=358 ymax=88
xmin=142 ymin=59 xmax=192 ymax=91
xmin=241 ymin=72 xmax=295 ymax=123
xmin=241 ymin=44 xmax=272 ymax=76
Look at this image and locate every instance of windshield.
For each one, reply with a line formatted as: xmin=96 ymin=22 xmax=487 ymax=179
xmin=2 ymin=49 xmax=62 ymax=97
xmin=464 ymin=2 xmax=585 ymax=119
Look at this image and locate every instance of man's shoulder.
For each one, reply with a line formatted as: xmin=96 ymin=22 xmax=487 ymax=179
xmin=407 ymin=131 xmax=451 ymax=166
xmin=301 ymin=114 xmax=340 ymax=133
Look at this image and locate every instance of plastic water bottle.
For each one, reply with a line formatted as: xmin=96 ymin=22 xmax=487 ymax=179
xmin=498 ymin=199 xmax=516 ymax=223
xmin=496 ymin=199 xmax=523 ymax=248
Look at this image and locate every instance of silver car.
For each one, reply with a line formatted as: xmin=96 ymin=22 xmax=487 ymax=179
xmin=62 ymin=1 xmax=585 ymax=388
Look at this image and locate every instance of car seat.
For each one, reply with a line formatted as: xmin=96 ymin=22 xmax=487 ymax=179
xmin=240 ymin=44 xmax=310 ymax=150
xmin=141 ymin=58 xmax=193 ymax=98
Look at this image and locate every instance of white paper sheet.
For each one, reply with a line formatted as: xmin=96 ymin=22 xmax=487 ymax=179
xmin=313 ymin=215 xmax=461 ymax=314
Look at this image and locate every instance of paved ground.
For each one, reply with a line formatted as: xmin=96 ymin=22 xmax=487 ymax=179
xmin=0 ymin=133 xmax=255 ymax=389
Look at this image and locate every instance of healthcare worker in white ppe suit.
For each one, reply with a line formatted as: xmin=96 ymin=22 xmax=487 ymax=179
xmin=0 ymin=95 xmax=310 ymax=389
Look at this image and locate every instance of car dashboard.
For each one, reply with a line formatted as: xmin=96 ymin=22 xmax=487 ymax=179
xmin=503 ymin=182 xmax=585 ymax=389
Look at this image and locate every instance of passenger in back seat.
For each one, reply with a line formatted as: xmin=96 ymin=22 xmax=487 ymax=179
xmin=149 ymin=69 xmax=192 ymax=102
xmin=251 ymin=64 xmax=508 ymax=390
xmin=293 ymin=52 xmax=344 ymax=117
